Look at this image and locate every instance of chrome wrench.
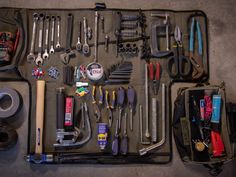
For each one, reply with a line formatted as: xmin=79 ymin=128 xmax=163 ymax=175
xmin=42 ymin=15 xmax=50 ymax=60
xmin=55 ymin=16 xmax=61 ymax=49
xmin=35 ymin=14 xmax=44 ymax=66
xmin=49 ymin=16 xmax=56 ymax=54
xmin=76 ymin=21 xmax=82 ymax=51
xmin=27 ymin=13 xmax=38 ymax=62
xmin=144 ymin=63 xmax=150 ymax=138
xmin=82 ymin=17 xmax=89 ymax=55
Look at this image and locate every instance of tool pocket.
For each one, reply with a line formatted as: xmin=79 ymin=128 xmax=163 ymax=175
xmin=173 ymin=85 xmax=234 ymax=175
xmin=0 ymin=8 xmax=27 ymax=71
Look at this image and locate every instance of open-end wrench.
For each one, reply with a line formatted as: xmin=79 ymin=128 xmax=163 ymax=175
xmin=27 ymin=13 xmax=38 ymax=62
xmin=55 ymin=16 xmax=61 ymax=49
xmin=82 ymin=17 xmax=90 ymax=55
xmin=35 ymin=14 xmax=44 ymax=66
xmin=42 ymin=15 xmax=50 ymax=60
xmin=49 ymin=16 xmax=56 ymax=54
xmin=76 ymin=21 xmax=82 ymax=51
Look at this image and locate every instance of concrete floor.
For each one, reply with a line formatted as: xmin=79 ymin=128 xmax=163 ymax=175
xmin=0 ymin=0 xmax=236 ymax=177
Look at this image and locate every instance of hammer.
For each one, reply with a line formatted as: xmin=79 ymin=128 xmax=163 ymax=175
xmin=26 ymin=80 xmax=53 ymax=163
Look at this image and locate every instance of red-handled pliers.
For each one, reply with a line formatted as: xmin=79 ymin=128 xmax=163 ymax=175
xmin=149 ymin=62 xmax=161 ymax=95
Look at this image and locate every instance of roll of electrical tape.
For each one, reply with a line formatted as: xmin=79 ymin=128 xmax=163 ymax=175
xmin=0 ymin=123 xmax=18 ymax=150
xmin=0 ymin=88 xmax=22 ymax=119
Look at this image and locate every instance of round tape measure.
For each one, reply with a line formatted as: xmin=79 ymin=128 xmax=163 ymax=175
xmin=86 ymin=62 xmax=104 ymax=81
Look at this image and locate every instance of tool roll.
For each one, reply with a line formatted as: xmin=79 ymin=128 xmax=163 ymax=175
xmin=0 ymin=4 xmax=235 ymax=176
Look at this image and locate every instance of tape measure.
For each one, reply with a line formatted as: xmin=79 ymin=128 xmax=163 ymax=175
xmin=86 ymin=62 xmax=104 ymax=82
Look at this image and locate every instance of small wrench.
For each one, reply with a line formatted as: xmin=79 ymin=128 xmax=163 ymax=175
xmin=145 ymin=63 xmax=150 ymax=138
xmin=49 ymin=16 xmax=56 ymax=54
xmin=55 ymin=16 xmax=61 ymax=49
xmin=82 ymin=17 xmax=90 ymax=55
xmin=42 ymin=15 xmax=50 ymax=60
xmin=27 ymin=13 xmax=38 ymax=62
xmin=35 ymin=14 xmax=44 ymax=66
xmin=76 ymin=21 xmax=82 ymax=51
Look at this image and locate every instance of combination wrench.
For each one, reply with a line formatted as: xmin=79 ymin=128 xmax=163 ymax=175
xmin=27 ymin=13 xmax=38 ymax=62
xmin=35 ymin=14 xmax=44 ymax=66
xmin=76 ymin=21 xmax=82 ymax=51
xmin=42 ymin=15 xmax=50 ymax=60
xmin=82 ymin=17 xmax=90 ymax=55
xmin=55 ymin=16 xmax=61 ymax=49
xmin=49 ymin=16 xmax=56 ymax=54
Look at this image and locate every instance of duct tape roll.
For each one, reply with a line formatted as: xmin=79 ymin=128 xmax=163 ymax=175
xmin=0 ymin=123 xmax=18 ymax=150
xmin=0 ymin=88 xmax=22 ymax=119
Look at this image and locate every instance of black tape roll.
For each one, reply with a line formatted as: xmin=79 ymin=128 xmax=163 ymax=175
xmin=0 ymin=123 xmax=18 ymax=150
xmin=0 ymin=88 xmax=22 ymax=119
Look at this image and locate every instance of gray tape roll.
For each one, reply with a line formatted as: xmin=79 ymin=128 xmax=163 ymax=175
xmin=0 ymin=88 xmax=21 ymax=119
xmin=0 ymin=123 xmax=18 ymax=150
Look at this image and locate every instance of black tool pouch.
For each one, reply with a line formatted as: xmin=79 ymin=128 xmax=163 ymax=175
xmin=173 ymin=84 xmax=234 ymax=176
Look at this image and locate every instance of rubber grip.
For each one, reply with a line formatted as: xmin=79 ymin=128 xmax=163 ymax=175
xmin=117 ymin=87 xmax=125 ymax=106
xmin=92 ymin=86 xmax=96 ymax=104
xmin=155 ymin=62 xmax=161 ymax=80
xmin=105 ymin=90 xmax=109 ymax=108
xmin=149 ymin=62 xmax=154 ymax=81
xmin=98 ymin=86 xmax=103 ymax=104
xmin=35 ymin=80 xmax=45 ymax=154
xmin=127 ymin=86 xmax=135 ymax=105
xmin=56 ymin=88 xmax=65 ymax=130
xmin=111 ymin=91 xmax=116 ymax=109
xmin=189 ymin=18 xmax=195 ymax=52
xmin=196 ymin=21 xmax=203 ymax=55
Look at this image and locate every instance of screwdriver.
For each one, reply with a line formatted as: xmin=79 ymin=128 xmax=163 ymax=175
xmin=112 ymin=118 xmax=119 ymax=155
xmin=120 ymin=112 xmax=128 ymax=155
xmin=127 ymin=86 xmax=135 ymax=131
xmin=105 ymin=90 xmax=116 ymax=127
xmin=117 ymin=87 xmax=125 ymax=131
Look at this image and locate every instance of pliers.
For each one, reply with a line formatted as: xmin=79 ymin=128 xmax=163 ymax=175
xmin=92 ymin=85 xmax=103 ymax=122
xmin=105 ymin=90 xmax=116 ymax=127
xmin=189 ymin=17 xmax=204 ymax=79
xmin=148 ymin=62 xmax=161 ymax=95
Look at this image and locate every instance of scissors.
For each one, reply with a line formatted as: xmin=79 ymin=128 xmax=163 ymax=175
xmin=167 ymin=26 xmax=191 ymax=79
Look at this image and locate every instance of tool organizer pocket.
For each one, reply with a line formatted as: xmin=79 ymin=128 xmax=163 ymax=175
xmin=173 ymin=86 xmax=233 ymax=164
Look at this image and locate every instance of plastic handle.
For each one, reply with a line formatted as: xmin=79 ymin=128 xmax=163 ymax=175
xmin=196 ymin=21 xmax=203 ymax=55
xmin=155 ymin=62 xmax=161 ymax=80
xmin=98 ymin=86 xmax=103 ymax=104
xmin=111 ymin=91 xmax=116 ymax=109
xmin=189 ymin=18 xmax=195 ymax=52
xmin=117 ymin=87 xmax=125 ymax=106
xmin=149 ymin=62 xmax=154 ymax=81
xmin=92 ymin=86 xmax=96 ymax=104
xmin=127 ymin=86 xmax=135 ymax=106
xmin=105 ymin=90 xmax=109 ymax=108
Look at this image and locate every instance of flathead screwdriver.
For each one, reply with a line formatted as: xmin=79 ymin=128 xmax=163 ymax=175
xmin=117 ymin=87 xmax=125 ymax=131
xmin=127 ymin=86 xmax=135 ymax=131
xmin=120 ymin=112 xmax=128 ymax=155
xmin=112 ymin=119 xmax=119 ymax=155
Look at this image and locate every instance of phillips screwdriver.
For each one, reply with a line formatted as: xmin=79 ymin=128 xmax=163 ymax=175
xmin=112 ymin=118 xmax=119 ymax=155
xmin=120 ymin=112 xmax=128 ymax=155
xmin=149 ymin=62 xmax=161 ymax=95
xmin=127 ymin=86 xmax=135 ymax=131
xmin=117 ymin=87 xmax=125 ymax=131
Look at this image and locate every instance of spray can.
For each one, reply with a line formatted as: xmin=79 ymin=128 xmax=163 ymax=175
xmin=211 ymin=95 xmax=221 ymax=124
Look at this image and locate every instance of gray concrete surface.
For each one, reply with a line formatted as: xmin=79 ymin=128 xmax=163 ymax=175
xmin=0 ymin=0 xmax=236 ymax=177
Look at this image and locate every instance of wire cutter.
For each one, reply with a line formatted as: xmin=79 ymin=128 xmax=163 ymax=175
xmin=105 ymin=90 xmax=116 ymax=127
xmin=148 ymin=61 xmax=161 ymax=95
xmin=188 ymin=17 xmax=204 ymax=79
xmin=167 ymin=26 xmax=191 ymax=79
xmin=92 ymin=85 xmax=103 ymax=122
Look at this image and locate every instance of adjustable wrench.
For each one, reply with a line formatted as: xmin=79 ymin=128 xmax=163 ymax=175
xmin=82 ymin=17 xmax=90 ymax=55
xmin=76 ymin=21 xmax=82 ymax=51
xmin=60 ymin=13 xmax=75 ymax=64
xmin=35 ymin=14 xmax=44 ymax=66
xmin=55 ymin=16 xmax=61 ymax=49
xmin=49 ymin=16 xmax=56 ymax=54
xmin=27 ymin=13 xmax=38 ymax=62
xmin=42 ymin=15 xmax=50 ymax=60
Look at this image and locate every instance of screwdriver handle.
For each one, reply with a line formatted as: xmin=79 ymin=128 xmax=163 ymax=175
xmin=105 ymin=90 xmax=109 ymax=109
xmin=98 ymin=86 xmax=103 ymax=104
xmin=110 ymin=90 xmax=116 ymax=109
xmin=92 ymin=85 xmax=96 ymax=104
xmin=155 ymin=62 xmax=161 ymax=80
xmin=149 ymin=62 xmax=154 ymax=81
xmin=117 ymin=87 xmax=125 ymax=106
xmin=127 ymin=86 xmax=135 ymax=106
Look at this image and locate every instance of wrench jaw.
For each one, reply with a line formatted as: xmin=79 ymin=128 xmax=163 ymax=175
xmin=43 ymin=50 xmax=49 ymax=60
xmin=27 ymin=53 xmax=36 ymax=63
xmin=82 ymin=44 xmax=90 ymax=55
xmin=49 ymin=46 xmax=55 ymax=54
xmin=76 ymin=40 xmax=82 ymax=51
xmin=35 ymin=54 xmax=44 ymax=66
xmin=55 ymin=43 xmax=61 ymax=49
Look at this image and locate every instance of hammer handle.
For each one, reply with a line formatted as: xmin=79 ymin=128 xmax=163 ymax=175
xmin=35 ymin=80 xmax=46 ymax=154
